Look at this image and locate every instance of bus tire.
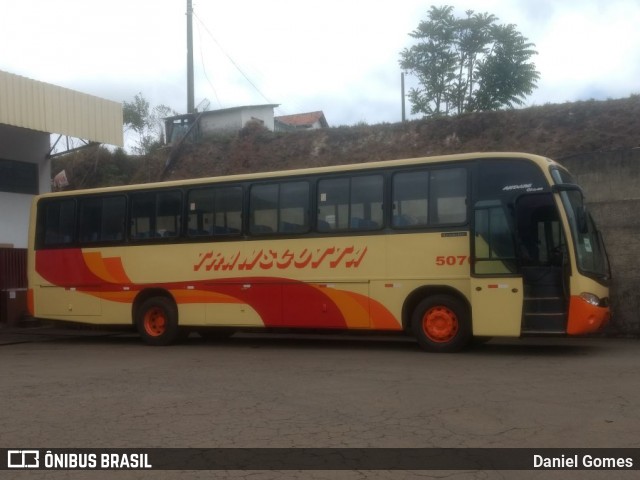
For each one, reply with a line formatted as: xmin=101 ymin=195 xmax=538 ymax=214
xmin=135 ymin=297 xmax=181 ymax=346
xmin=412 ymin=295 xmax=471 ymax=352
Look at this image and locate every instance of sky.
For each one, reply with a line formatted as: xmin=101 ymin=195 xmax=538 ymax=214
xmin=2 ymin=0 xmax=640 ymax=136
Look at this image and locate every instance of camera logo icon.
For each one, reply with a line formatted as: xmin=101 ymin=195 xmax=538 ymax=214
xmin=7 ymin=450 xmax=40 ymax=468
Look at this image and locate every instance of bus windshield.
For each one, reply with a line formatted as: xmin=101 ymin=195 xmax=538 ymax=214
xmin=551 ymin=169 xmax=610 ymax=280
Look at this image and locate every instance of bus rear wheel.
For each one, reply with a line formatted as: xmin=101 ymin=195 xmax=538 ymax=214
xmin=412 ymin=295 xmax=471 ymax=352
xmin=135 ymin=297 xmax=180 ymax=346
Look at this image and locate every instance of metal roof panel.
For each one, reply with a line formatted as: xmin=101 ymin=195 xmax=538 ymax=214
xmin=0 ymin=69 xmax=123 ymax=146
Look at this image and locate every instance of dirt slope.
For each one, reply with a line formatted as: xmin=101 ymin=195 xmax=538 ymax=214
xmin=54 ymin=96 xmax=640 ymax=189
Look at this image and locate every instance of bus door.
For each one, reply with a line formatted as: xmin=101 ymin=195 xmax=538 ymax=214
xmin=470 ymin=201 xmax=523 ymax=336
xmin=515 ymin=193 xmax=568 ymax=333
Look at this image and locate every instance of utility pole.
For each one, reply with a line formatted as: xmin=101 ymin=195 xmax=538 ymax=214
xmin=186 ymin=0 xmax=195 ymax=114
xmin=401 ymin=72 xmax=406 ymax=122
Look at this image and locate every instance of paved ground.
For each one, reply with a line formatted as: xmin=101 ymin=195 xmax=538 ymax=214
xmin=1 ymin=325 xmax=639 ymax=479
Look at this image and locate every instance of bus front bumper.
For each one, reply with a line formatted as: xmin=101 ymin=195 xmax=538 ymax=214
xmin=567 ymin=294 xmax=611 ymax=335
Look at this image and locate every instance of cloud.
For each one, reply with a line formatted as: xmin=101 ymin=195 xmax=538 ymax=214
xmin=1 ymin=0 xmax=639 ymax=131
xmin=529 ymin=0 xmax=640 ymax=104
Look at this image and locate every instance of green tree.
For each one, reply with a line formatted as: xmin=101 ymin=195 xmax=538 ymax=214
xmin=399 ymin=5 xmax=540 ymax=117
xmin=123 ymin=93 xmax=176 ymax=155
xmin=473 ymin=23 xmax=541 ymax=111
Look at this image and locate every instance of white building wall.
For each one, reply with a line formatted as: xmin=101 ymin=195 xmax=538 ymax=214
xmin=200 ymin=109 xmax=244 ymax=132
xmin=240 ymin=106 xmax=275 ymax=130
xmin=0 ymin=125 xmax=50 ymax=248
xmin=198 ymin=105 xmax=278 ymax=135
xmin=0 ymin=193 xmax=36 ymax=248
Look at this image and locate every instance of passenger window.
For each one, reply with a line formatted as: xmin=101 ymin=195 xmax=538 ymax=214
xmin=250 ymin=181 xmax=309 ymax=235
xmin=392 ymin=171 xmax=429 ymax=227
xmin=188 ymin=186 xmax=242 ymax=236
xmin=351 ymin=176 xmax=383 ymax=229
xmin=317 ymin=175 xmax=383 ymax=231
xmin=280 ymin=182 xmax=309 ymax=233
xmin=130 ymin=193 xmax=154 ymax=239
xmin=79 ymin=196 xmax=126 ymax=243
xmin=157 ymin=191 xmax=182 ymax=238
xmin=250 ymin=184 xmax=278 ymax=234
xmin=318 ymin=178 xmax=349 ymax=231
xmin=40 ymin=199 xmax=76 ymax=247
xmin=431 ymin=168 xmax=467 ymax=224
xmin=130 ymin=190 xmax=182 ymax=240
xmin=392 ymin=167 xmax=467 ymax=228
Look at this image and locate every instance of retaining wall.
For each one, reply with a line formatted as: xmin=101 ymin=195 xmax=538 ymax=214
xmin=561 ymin=148 xmax=640 ymax=334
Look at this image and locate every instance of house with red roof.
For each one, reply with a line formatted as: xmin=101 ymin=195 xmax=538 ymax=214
xmin=275 ymin=111 xmax=329 ymax=131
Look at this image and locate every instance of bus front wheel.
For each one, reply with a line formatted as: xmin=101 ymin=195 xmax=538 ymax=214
xmin=135 ymin=297 xmax=180 ymax=346
xmin=412 ymin=295 xmax=471 ymax=352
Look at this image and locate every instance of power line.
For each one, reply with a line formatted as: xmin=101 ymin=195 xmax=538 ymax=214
xmin=194 ymin=19 xmax=223 ymax=109
xmin=192 ymin=10 xmax=274 ymax=106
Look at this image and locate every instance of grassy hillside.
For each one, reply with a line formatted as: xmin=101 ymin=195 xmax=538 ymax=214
xmin=53 ymin=95 xmax=640 ymax=189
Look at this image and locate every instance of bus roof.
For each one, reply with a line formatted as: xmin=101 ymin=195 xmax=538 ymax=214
xmin=40 ymin=151 xmax=560 ymax=198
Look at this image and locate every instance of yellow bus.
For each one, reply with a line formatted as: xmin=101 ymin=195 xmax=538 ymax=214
xmin=27 ymin=152 xmax=611 ymax=351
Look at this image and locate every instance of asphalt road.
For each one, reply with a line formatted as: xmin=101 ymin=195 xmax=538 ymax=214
xmin=1 ymin=328 xmax=639 ymax=480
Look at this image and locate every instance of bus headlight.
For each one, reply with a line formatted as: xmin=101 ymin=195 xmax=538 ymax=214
xmin=580 ymin=292 xmax=601 ymax=307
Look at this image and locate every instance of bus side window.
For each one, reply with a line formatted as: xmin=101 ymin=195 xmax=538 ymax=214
xmin=392 ymin=170 xmax=429 ymax=228
xmin=250 ymin=182 xmax=309 ymax=235
xmin=250 ymin=184 xmax=278 ymax=234
xmin=188 ymin=186 xmax=242 ymax=237
xmin=215 ymin=187 xmax=243 ymax=235
xmin=79 ymin=196 xmax=126 ymax=244
xmin=40 ymin=199 xmax=76 ymax=247
xmin=130 ymin=193 xmax=154 ymax=239
xmin=157 ymin=191 xmax=182 ymax=238
xmin=431 ymin=168 xmax=467 ymax=224
xmin=188 ymin=188 xmax=214 ymax=236
xmin=317 ymin=175 xmax=383 ymax=232
xmin=351 ymin=175 xmax=383 ymax=230
xmin=280 ymin=182 xmax=309 ymax=233
xmin=474 ymin=202 xmax=517 ymax=274
xmin=318 ymin=177 xmax=349 ymax=231
xmin=392 ymin=168 xmax=467 ymax=228
xmin=130 ymin=190 xmax=182 ymax=240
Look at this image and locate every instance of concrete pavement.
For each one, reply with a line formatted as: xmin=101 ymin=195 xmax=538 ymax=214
xmin=1 ymin=328 xmax=639 ymax=480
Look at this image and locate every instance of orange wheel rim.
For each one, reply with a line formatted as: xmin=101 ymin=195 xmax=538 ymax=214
xmin=143 ymin=307 xmax=167 ymax=337
xmin=422 ymin=306 xmax=458 ymax=343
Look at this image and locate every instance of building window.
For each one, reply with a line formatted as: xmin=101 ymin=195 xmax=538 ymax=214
xmin=0 ymin=158 xmax=38 ymax=195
